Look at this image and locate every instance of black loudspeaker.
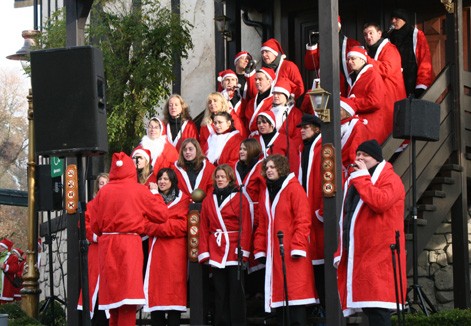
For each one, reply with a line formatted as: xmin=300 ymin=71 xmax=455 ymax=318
xmin=393 ymin=98 xmax=440 ymax=142
xmin=30 ymin=46 xmax=108 ymax=157
xmin=36 ymin=165 xmax=63 ymax=211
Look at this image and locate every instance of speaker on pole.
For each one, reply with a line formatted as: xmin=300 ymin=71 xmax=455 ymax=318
xmin=30 ymin=46 xmax=108 ymax=157
xmin=393 ymin=97 xmax=440 ymax=142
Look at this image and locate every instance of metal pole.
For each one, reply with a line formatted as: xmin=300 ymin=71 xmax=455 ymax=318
xmin=20 ymin=89 xmax=41 ymax=319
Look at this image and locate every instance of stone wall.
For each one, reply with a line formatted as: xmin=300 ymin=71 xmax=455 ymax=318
xmin=38 ymin=228 xmax=68 ymax=305
xmin=414 ymin=213 xmax=471 ymax=310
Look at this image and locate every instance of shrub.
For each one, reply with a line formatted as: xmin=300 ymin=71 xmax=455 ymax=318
xmin=392 ymin=309 xmax=471 ymax=325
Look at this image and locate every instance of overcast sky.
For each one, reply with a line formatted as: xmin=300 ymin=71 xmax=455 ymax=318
xmin=0 ymin=1 xmax=34 ymax=85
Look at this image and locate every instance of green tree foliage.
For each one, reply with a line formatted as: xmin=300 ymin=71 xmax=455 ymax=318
xmin=38 ymin=0 xmax=193 ymax=154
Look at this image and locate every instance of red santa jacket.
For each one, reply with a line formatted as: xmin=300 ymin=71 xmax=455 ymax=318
xmin=305 ymin=35 xmax=361 ymax=96
xmin=165 ymin=120 xmax=199 ymax=152
xmin=200 ymin=112 xmax=247 ymax=150
xmin=77 ymin=198 xmax=101 ymax=317
xmin=298 ymin=135 xmax=324 ymax=265
xmin=253 ymin=174 xmax=317 ymax=312
xmin=271 ymin=105 xmax=303 ymax=167
xmin=234 ymin=159 xmax=265 ymax=228
xmin=0 ymin=252 xmax=19 ymax=301
xmin=245 ymin=94 xmax=273 ymax=134
xmin=414 ymin=28 xmax=434 ymax=90
xmin=367 ymin=39 xmax=406 ymax=103
xmin=144 ymin=192 xmax=189 ymax=312
xmin=335 ymin=161 xmax=406 ymax=316
xmin=273 ymin=57 xmax=305 ymax=100
xmin=205 ymin=130 xmax=243 ymax=168
xmin=91 ymin=154 xmax=168 ymax=310
xmin=198 ymin=190 xmax=252 ymax=268
xmin=340 ymin=117 xmax=369 ymax=177
xmin=172 ymin=159 xmax=215 ymax=199
xmin=347 ymin=64 xmax=392 ymax=144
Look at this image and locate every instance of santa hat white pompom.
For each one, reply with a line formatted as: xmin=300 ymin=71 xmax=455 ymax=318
xmin=116 ymin=160 xmax=123 ymax=167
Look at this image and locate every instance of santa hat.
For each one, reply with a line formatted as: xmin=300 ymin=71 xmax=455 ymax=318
xmin=261 ymin=38 xmax=284 ymax=56
xmin=233 ymin=51 xmax=252 ymax=66
xmin=347 ymin=46 xmax=368 ymax=62
xmin=257 ymin=111 xmax=276 ymax=127
xmin=12 ymin=248 xmax=24 ymax=257
xmin=273 ymin=78 xmax=293 ymax=99
xmin=0 ymin=238 xmax=14 ymax=251
xmin=132 ymin=147 xmax=151 ymax=163
xmin=257 ymin=67 xmax=276 ymax=82
xmin=340 ymin=96 xmax=357 ymax=116
xmin=109 ymin=152 xmax=137 ymax=181
xmin=217 ymin=69 xmax=238 ymax=84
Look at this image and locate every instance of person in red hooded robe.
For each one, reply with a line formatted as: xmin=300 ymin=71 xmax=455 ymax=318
xmin=91 ymin=152 xmax=169 ymax=326
xmin=261 ymin=38 xmax=304 ymax=100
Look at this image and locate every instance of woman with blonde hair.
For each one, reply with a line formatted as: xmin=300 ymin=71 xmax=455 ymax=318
xmin=163 ymin=94 xmax=199 ymax=151
xmin=200 ymin=92 xmax=247 ymax=150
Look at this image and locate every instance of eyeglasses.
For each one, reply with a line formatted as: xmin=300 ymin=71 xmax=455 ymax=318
xmin=147 ymin=126 xmax=160 ymax=130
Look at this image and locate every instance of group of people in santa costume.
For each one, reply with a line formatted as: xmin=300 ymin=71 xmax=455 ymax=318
xmin=0 ymin=238 xmax=25 ymax=304
xmin=74 ymin=13 xmax=434 ymax=323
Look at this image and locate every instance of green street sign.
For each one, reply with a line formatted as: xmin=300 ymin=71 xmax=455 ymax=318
xmin=51 ymin=157 xmax=64 ymax=177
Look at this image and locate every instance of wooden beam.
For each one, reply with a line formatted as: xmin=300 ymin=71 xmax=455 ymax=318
xmin=318 ymin=1 xmax=345 ymax=325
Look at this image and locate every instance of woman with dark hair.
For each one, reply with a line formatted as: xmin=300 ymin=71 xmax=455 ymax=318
xmin=163 ymin=94 xmax=199 ymax=151
xmin=144 ymin=168 xmax=189 ymax=326
xmin=198 ymin=164 xmax=252 ymax=326
xmin=172 ymin=138 xmax=215 ymax=199
xmin=204 ymin=111 xmax=243 ymax=167
xmin=235 ymin=138 xmax=264 ymax=229
xmin=254 ymin=154 xmax=318 ymax=325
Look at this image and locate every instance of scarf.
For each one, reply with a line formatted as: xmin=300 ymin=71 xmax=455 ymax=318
xmin=300 ymin=134 xmax=319 ymax=190
xmin=366 ymin=37 xmax=385 ymax=58
xmin=262 ymin=54 xmax=282 ymax=71
xmin=160 ymin=188 xmax=177 ymax=204
xmin=389 ymin=23 xmax=417 ymax=95
xmin=167 ymin=115 xmax=183 ymax=142
xmin=237 ymin=157 xmax=258 ymax=181
xmin=184 ymin=159 xmax=202 ymax=189
xmin=213 ymin=184 xmax=237 ymax=206
xmin=266 ymin=175 xmax=288 ymax=203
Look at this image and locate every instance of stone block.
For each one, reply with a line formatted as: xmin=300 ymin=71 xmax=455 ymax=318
xmin=435 ymin=223 xmax=451 ymax=234
xmin=436 ymin=252 xmax=448 ymax=267
xmin=417 ymin=277 xmax=437 ymax=307
xmin=445 ymin=234 xmax=452 ymax=244
xmin=434 ymin=265 xmax=453 ymax=291
xmin=429 ymin=263 xmax=441 ymax=276
xmin=424 ymin=235 xmax=446 ymax=251
xmin=445 ymin=244 xmax=453 ymax=264
xmin=436 ymin=290 xmax=453 ymax=303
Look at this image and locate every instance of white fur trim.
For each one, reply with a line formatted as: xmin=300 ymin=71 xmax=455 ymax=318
xmin=116 ymin=160 xmax=123 ymax=167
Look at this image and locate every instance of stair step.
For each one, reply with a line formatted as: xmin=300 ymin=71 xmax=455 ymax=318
xmin=417 ymin=204 xmax=437 ymax=212
xmin=431 ymin=177 xmax=455 ymax=185
xmin=422 ymin=190 xmax=446 ymax=198
xmin=405 ymin=218 xmax=428 ymax=229
xmin=440 ymin=164 xmax=463 ymax=172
